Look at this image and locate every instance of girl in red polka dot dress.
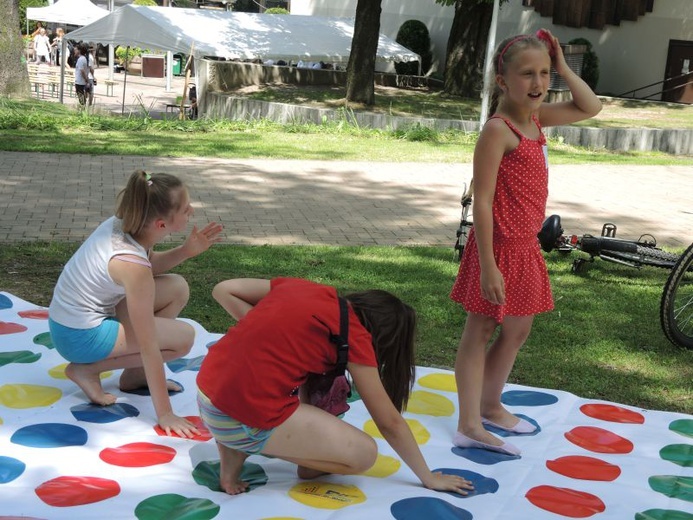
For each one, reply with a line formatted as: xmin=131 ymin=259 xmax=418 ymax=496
xmin=450 ymin=30 xmax=602 ymax=455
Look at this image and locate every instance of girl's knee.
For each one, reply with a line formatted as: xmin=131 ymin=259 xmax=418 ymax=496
xmin=347 ymin=436 xmax=378 ymax=474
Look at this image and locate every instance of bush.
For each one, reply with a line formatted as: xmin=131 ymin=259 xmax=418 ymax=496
xmin=569 ymin=37 xmax=599 ymax=91
xmin=115 ymin=46 xmax=144 ymax=64
xmin=394 ymin=20 xmax=433 ymax=77
xmin=265 ymin=7 xmax=289 ymax=14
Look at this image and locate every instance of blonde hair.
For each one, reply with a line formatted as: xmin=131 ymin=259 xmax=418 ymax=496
xmin=115 ymin=170 xmax=185 ymax=236
xmin=488 ymin=35 xmax=548 ymax=118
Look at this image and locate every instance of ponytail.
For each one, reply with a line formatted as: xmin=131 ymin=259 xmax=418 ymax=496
xmin=115 ymin=170 xmax=184 ymax=236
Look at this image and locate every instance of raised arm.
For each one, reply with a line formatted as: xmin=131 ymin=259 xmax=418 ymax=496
xmin=212 ymin=278 xmax=271 ymax=321
xmin=349 ymin=364 xmax=474 ymax=494
xmin=538 ymin=30 xmax=602 ymax=127
xmin=149 ymin=222 xmax=223 ymax=275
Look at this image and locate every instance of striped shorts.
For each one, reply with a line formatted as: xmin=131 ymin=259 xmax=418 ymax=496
xmin=197 ymin=390 xmax=274 ymax=454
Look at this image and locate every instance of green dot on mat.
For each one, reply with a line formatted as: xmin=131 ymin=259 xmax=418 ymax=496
xmin=192 ymin=460 xmax=268 ymax=493
xmin=648 ymin=475 xmax=693 ymax=502
xmin=635 ymin=508 xmax=693 ymax=520
xmin=660 ymin=444 xmax=693 ymax=468
xmin=33 ymin=332 xmax=54 ymax=349
xmin=669 ymin=419 xmax=693 ymax=439
xmin=0 ymin=351 xmax=41 ymax=367
xmin=135 ymin=493 xmax=220 ymax=520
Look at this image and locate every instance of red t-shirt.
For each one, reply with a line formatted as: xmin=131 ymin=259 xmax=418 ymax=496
xmin=196 ymin=278 xmax=378 ymax=429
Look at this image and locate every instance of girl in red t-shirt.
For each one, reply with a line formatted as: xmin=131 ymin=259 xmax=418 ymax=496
xmin=197 ymin=277 xmax=474 ymax=496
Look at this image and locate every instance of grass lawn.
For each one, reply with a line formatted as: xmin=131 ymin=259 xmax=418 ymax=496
xmin=1 ymin=242 xmax=690 ymax=414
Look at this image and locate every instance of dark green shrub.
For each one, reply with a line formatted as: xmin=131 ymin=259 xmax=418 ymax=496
xmin=265 ymin=7 xmax=289 ymax=14
xmin=569 ymin=37 xmax=599 ymax=91
xmin=395 ymin=20 xmax=432 ymax=76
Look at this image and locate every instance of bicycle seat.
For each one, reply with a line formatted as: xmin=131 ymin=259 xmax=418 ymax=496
xmin=538 ymin=214 xmax=563 ymax=252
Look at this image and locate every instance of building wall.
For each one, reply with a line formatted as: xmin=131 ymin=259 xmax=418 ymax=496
xmin=291 ymin=0 xmax=693 ymax=99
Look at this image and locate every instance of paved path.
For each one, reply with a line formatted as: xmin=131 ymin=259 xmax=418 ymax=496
xmin=0 ymin=151 xmax=690 ymax=248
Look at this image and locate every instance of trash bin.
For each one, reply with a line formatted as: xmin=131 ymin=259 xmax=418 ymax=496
xmin=172 ymin=57 xmax=181 ymax=76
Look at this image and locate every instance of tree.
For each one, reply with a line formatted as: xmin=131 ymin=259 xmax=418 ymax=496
xmin=435 ymin=0 xmax=507 ymax=98
xmin=345 ymin=0 xmax=382 ymax=106
xmin=0 ymin=0 xmax=30 ymax=98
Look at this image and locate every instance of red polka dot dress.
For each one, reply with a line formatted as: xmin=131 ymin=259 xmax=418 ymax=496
xmin=451 ymin=115 xmax=554 ymax=323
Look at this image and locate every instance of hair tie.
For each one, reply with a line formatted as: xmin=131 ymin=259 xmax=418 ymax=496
xmin=144 ymin=172 xmax=153 ymax=187
xmin=497 ymin=35 xmax=531 ymax=73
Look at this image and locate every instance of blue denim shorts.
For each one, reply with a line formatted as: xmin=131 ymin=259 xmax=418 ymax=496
xmin=48 ymin=317 xmax=119 ymax=363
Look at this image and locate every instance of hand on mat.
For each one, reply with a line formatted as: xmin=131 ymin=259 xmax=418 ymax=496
xmin=182 ymin=222 xmax=224 ymax=258
xmin=158 ymin=412 xmax=200 ymax=438
xmin=424 ymin=472 xmax=474 ymax=495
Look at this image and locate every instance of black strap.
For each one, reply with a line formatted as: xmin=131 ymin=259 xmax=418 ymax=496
xmin=330 ymin=297 xmax=349 ymax=376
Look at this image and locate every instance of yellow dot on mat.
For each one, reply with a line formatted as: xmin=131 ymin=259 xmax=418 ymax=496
xmin=288 ymin=481 xmax=366 ymax=510
xmin=361 ymin=453 xmax=401 ymax=478
xmin=364 ymin=418 xmax=430 ymax=445
xmin=405 ymin=390 xmax=455 ymax=417
xmin=0 ymin=384 xmax=62 ymax=409
xmin=48 ymin=363 xmax=112 ymax=380
xmin=418 ymin=373 xmax=457 ymax=393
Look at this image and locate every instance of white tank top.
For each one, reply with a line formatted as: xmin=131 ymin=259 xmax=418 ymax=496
xmin=49 ymin=216 xmax=151 ymax=329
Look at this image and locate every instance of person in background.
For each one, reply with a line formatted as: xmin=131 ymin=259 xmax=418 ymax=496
xmin=33 ymin=27 xmax=51 ymax=64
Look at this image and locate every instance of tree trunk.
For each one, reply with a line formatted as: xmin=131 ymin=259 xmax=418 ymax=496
xmin=0 ymin=0 xmax=30 ymax=98
xmin=443 ymin=0 xmax=493 ymax=98
xmin=346 ymin=0 xmax=382 ymax=106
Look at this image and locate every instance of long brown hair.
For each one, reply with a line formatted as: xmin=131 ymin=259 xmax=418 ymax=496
xmin=345 ymin=290 xmax=417 ymax=413
xmin=115 ymin=170 xmax=185 ymax=236
xmin=488 ymin=34 xmax=548 ymax=118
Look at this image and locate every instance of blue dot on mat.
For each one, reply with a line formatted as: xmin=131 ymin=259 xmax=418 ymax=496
xmin=71 ymin=402 xmax=140 ymax=423
xmin=0 ymin=294 xmax=12 ymax=310
xmin=451 ymin=446 xmax=521 ymax=465
xmin=10 ymin=423 xmax=88 ymax=448
xmin=501 ymin=390 xmax=559 ymax=406
xmin=432 ymin=468 xmax=499 ymax=498
xmin=391 ymin=497 xmax=472 ymax=520
xmin=121 ymin=380 xmax=184 ymax=397
xmin=166 ymin=356 xmax=204 ymax=373
xmin=0 ymin=456 xmax=26 ymax=483
xmin=205 ymin=340 xmax=218 ymax=349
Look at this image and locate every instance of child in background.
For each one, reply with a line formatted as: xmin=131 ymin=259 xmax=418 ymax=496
xmin=197 ymin=277 xmax=474 ymax=496
xmin=49 ymin=170 xmax=223 ymax=438
xmin=450 ymin=30 xmax=602 ymax=455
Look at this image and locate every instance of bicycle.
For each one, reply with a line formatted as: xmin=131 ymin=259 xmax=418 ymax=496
xmin=453 ymin=187 xmax=692 ymax=350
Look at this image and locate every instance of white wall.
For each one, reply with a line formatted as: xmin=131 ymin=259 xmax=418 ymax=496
xmin=497 ymin=0 xmax=693 ymax=97
xmin=292 ymin=0 xmax=693 ymax=98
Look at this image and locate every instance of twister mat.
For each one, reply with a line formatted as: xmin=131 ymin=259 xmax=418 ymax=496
xmin=0 ymin=291 xmax=691 ymax=520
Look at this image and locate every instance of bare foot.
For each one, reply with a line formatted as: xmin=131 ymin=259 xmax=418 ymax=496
xmin=65 ymin=363 xmax=117 ymax=406
xmin=297 ymin=466 xmax=329 ymax=479
xmin=119 ymin=367 xmax=182 ymax=393
xmin=457 ymin=425 xmax=504 ymax=447
xmin=220 ymin=478 xmax=249 ymax=495
xmin=217 ymin=441 xmax=250 ymax=495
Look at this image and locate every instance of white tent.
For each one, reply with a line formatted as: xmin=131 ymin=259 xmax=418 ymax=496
xmin=26 ymin=0 xmax=109 ymax=27
xmin=67 ymin=5 xmax=420 ymax=65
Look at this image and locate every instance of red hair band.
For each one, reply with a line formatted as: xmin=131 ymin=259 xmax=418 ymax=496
xmin=497 ymin=35 xmax=531 ymax=73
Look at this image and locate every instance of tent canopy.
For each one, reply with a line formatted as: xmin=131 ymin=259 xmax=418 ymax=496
xmin=67 ymin=5 xmax=420 ymax=65
xmin=27 ymin=0 xmax=109 ymax=27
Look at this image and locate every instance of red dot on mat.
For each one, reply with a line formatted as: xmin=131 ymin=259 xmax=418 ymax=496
xmin=35 ymin=476 xmax=120 ymax=507
xmin=0 ymin=321 xmax=28 ymax=335
xmin=546 ymin=455 xmax=621 ymax=481
xmin=526 ymin=485 xmax=606 ymax=517
xmin=18 ymin=310 xmax=49 ymax=320
xmin=580 ymin=404 xmax=644 ymax=424
xmin=565 ymin=426 xmax=634 ymax=454
xmin=153 ymin=415 xmax=212 ymax=441
xmin=99 ymin=442 xmax=177 ymax=467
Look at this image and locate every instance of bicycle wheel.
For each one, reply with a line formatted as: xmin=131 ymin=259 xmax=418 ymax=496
xmin=600 ymin=244 xmax=680 ymax=269
xmin=660 ymin=243 xmax=693 ymax=350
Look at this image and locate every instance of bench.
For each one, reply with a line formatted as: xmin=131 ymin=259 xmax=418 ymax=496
xmin=27 ymin=64 xmax=75 ymax=99
xmin=103 ymin=79 xmax=116 ymax=97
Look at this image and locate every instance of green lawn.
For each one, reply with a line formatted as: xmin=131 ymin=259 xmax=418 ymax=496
xmin=1 ymin=242 xmax=690 ymax=414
